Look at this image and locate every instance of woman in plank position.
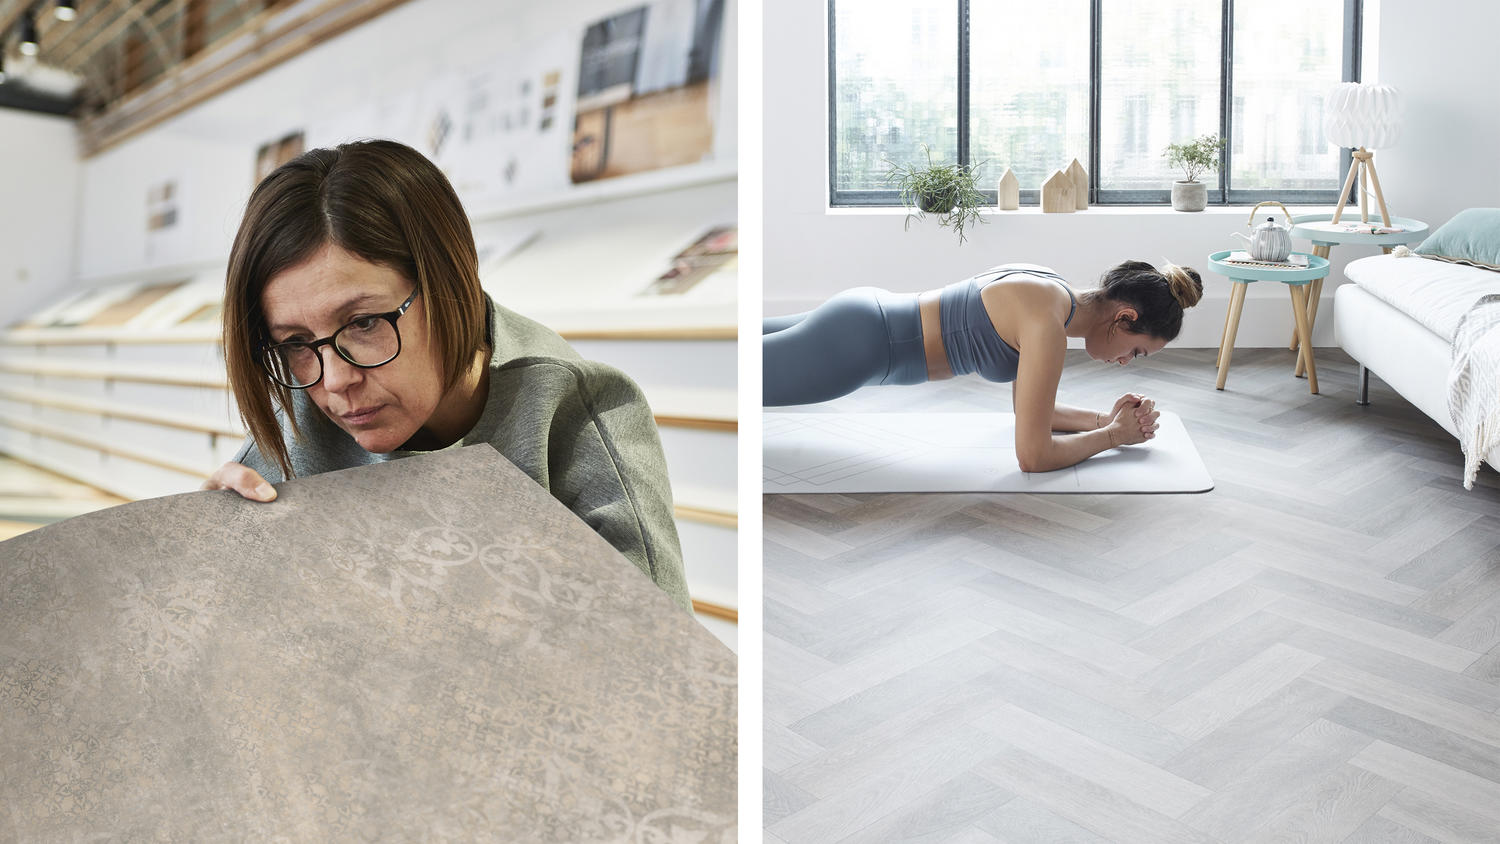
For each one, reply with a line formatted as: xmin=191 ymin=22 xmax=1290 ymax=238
xmin=762 ymin=261 xmax=1202 ymax=472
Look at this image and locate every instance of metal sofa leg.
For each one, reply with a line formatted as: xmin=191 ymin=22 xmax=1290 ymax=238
xmin=1356 ymin=364 xmax=1370 ymax=406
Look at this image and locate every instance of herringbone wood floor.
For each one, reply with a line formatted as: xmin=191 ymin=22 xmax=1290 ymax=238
xmin=764 ymin=348 xmax=1500 ymax=843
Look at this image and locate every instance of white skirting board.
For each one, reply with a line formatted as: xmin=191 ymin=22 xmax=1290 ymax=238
xmin=763 ymin=411 xmax=1213 ymax=494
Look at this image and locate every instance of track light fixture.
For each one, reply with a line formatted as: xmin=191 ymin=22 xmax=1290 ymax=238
xmin=19 ymin=9 xmax=39 ymax=56
xmin=55 ymin=0 xmax=76 ymax=23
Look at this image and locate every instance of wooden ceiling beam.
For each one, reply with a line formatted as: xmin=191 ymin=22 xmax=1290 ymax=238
xmin=0 ymin=1 xmax=30 ymax=50
xmin=79 ymin=0 xmax=416 ymax=156
xmin=128 ymin=4 xmax=178 ymax=73
xmin=30 ymin=0 xmax=111 ymax=55
xmin=88 ymin=0 xmax=187 ymax=79
xmin=79 ymin=0 xmax=280 ymax=88
xmin=23 ymin=0 xmax=123 ymax=67
xmin=51 ymin=0 xmax=138 ymax=68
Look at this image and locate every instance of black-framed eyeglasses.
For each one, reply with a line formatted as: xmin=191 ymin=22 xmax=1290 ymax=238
xmin=258 ymin=289 xmax=418 ymax=389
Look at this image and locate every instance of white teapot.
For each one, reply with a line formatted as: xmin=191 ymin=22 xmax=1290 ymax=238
xmin=1231 ymin=201 xmax=1294 ymax=262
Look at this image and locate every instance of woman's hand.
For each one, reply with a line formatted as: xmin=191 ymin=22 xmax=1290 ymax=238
xmin=1107 ymin=397 xmax=1160 ymax=446
xmin=202 ymin=462 xmax=277 ymax=502
xmin=1105 ymin=393 xmax=1145 ymax=427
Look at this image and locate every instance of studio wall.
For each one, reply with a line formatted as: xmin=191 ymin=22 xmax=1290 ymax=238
xmin=71 ymin=0 xmax=737 ymax=286
xmin=1 ymin=109 xmax=80 ymax=327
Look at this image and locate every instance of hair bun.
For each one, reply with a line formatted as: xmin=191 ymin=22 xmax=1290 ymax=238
xmin=1161 ymin=263 xmax=1203 ymax=309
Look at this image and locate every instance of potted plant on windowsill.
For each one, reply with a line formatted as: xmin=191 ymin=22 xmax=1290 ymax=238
xmin=884 ymin=143 xmax=987 ymax=243
xmin=1163 ymin=134 xmax=1226 ymax=212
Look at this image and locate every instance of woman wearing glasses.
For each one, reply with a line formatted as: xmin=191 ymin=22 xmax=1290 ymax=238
xmin=203 ymin=139 xmax=689 ymax=611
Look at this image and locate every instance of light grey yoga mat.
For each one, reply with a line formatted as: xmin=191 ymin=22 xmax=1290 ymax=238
xmin=0 ymin=444 xmax=736 ymax=841
xmin=763 ymin=410 xmax=1213 ymax=494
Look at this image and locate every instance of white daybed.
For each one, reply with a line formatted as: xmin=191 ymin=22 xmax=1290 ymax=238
xmin=1334 ymin=251 xmax=1500 ymax=480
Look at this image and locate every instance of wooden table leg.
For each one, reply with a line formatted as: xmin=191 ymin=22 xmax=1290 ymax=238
xmin=1291 ymin=244 xmax=1331 ymax=359
xmin=1295 ymin=274 xmax=1325 ymax=377
xmin=1289 ymin=284 xmax=1318 ymax=394
xmin=1217 ymin=285 xmax=1236 ymax=369
xmin=1216 ymin=282 xmax=1248 ymax=390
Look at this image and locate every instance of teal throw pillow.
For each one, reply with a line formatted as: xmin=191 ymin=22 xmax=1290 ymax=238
xmin=1415 ymin=208 xmax=1500 ymax=270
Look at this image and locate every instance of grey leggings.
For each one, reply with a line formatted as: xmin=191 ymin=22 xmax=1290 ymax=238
xmin=762 ymin=287 xmax=928 ymax=406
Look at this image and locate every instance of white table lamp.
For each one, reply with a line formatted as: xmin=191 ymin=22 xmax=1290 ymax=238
xmin=1324 ymin=82 xmax=1402 ymax=226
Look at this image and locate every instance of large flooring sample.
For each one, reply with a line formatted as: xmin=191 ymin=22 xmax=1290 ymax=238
xmin=765 ymin=350 xmax=1500 ymax=843
xmin=764 ymin=410 xmax=1212 ymax=493
xmin=0 ymin=444 xmax=736 ymax=841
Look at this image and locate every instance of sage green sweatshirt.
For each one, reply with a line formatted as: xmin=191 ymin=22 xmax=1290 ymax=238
xmin=232 ymin=295 xmax=691 ymax=612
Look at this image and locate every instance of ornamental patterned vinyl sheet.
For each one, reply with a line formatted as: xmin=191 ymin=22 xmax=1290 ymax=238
xmin=0 ymin=444 xmax=736 ymax=842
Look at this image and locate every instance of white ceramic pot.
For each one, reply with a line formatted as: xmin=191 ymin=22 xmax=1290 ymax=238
xmin=1171 ymin=180 xmax=1207 ymax=212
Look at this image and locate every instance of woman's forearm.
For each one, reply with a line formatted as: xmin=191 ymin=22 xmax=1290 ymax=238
xmin=1020 ymin=426 xmax=1121 ymax=473
xmin=1050 ymin=402 xmax=1106 ymax=432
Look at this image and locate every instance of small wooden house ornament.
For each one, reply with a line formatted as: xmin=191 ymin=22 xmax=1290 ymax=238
xmin=1041 ymin=169 xmax=1075 ymax=213
xmin=1067 ymin=158 xmax=1088 ymax=209
xmin=997 ymin=168 xmax=1020 ymax=210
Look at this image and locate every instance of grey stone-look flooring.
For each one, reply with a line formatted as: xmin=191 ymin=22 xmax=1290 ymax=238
xmin=764 ymin=348 xmax=1500 ymax=843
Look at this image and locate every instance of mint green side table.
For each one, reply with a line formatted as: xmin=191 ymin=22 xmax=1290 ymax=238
xmin=1286 ymin=213 xmax=1428 ymax=376
xmin=1207 ymin=250 xmax=1331 ymax=394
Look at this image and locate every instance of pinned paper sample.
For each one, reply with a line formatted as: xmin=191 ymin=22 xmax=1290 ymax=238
xmin=253 ymin=130 xmax=305 ymax=185
xmin=571 ymin=0 xmax=724 ymax=183
xmin=639 ymin=224 xmax=738 ymax=296
xmin=0 ymin=445 xmax=736 ymax=840
xmin=145 ymin=176 xmax=191 ymax=264
xmin=764 ymin=411 xmax=1213 ymax=493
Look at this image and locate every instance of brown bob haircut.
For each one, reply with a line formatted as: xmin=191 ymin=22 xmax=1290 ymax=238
xmin=222 ymin=139 xmax=487 ymax=480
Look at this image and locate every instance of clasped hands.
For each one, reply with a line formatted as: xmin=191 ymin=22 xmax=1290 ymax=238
xmin=1102 ymin=393 xmax=1160 ymax=447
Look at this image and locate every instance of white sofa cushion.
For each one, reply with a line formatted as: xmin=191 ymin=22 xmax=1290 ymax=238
xmin=1344 ymin=253 xmax=1500 ymax=341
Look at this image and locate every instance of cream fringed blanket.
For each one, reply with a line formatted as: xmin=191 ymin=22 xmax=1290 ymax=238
xmin=1448 ymin=293 xmax=1500 ymax=489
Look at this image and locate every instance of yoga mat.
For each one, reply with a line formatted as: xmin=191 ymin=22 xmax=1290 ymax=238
xmin=0 ymin=444 xmax=735 ymax=841
xmin=763 ymin=410 xmax=1213 ymax=494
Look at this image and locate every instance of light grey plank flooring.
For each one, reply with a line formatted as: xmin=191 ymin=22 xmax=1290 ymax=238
xmin=764 ymin=348 xmax=1500 ymax=843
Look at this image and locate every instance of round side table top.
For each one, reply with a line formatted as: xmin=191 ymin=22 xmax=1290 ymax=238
xmin=1207 ymin=250 xmax=1330 ymax=285
xmin=1289 ymin=214 xmax=1428 ymax=246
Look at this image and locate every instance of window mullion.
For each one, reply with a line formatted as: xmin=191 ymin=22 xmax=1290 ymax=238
xmin=957 ymin=0 xmax=970 ymax=168
xmin=1089 ymin=0 xmax=1101 ymax=206
xmin=1341 ymin=0 xmax=1362 ymax=206
xmin=827 ymin=0 xmax=837 ymax=204
xmin=1220 ymin=0 xmax=1233 ymax=203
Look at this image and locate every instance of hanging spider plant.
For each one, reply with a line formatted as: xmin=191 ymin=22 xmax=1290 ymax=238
xmin=884 ymin=143 xmax=988 ymax=244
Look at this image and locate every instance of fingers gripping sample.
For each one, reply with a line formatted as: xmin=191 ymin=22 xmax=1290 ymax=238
xmin=0 ymin=444 xmax=736 ymax=840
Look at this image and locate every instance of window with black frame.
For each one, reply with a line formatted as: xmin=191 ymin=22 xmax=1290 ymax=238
xmin=829 ymin=0 xmax=1361 ymax=207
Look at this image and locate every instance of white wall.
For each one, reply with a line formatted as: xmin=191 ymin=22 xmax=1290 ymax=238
xmin=763 ymin=0 xmax=1499 ymax=349
xmin=72 ymin=0 xmax=737 ymax=286
xmin=0 ymin=109 xmax=80 ymax=326
xmin=1372 ymin=0 xmax=1500 ymax=228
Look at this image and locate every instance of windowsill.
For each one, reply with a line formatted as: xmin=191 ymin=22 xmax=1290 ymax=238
xmin=827 ymin=204 xmax=1342 ymax=217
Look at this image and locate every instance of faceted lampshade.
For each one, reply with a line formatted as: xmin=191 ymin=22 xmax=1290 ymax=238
xmin=1324 ymin=83 xmax=1402 ymax=149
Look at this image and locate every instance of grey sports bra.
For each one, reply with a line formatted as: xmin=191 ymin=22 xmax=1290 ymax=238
xmin=937 ymin=266 xmax=1076 ymax=382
